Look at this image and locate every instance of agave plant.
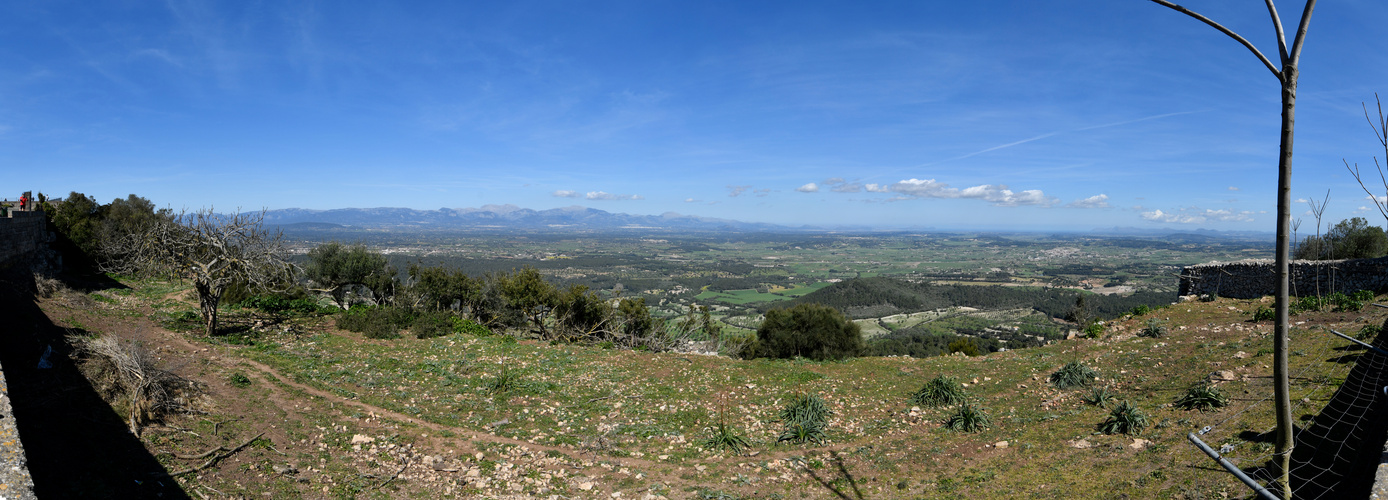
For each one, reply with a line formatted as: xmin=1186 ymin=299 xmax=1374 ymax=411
xmin=912 ymin=375 xmax=967 ymax=408
xmin=704 ymin=422 xmax=751 ymax=454
xmin=778 ymin=393 xmax=831 ymax=445
xmin=1173 ymin=383 xmax=1228 ymax=411
xmin=1098 ymin=401 xmax=1149 ymax=435
xmin=944 ymin=403 xmax=991 ymax=433
xmin=1049 ymin=362 xmax=1098 ymax=389
xmin=1082 ymin=386 xmax=1117 ymax=408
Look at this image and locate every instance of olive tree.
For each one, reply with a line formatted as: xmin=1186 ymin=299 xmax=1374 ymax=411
xmin=105 ymin=209 xmax=293 ymax=335
xmin=746 ymin=303 xmax=862 ymax=361
xmin=305 ymin=242 xmax=397 ymax=309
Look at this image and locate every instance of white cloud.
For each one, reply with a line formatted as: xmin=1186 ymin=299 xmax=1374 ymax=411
xmin=684 ymin=198 xmax=698 ymax=203
xmin=1366 ymin=194 xmax=1388 ymax=205
xmin=865 ymin=183 xmax=890 ymax=193
xmin=1228 ymin=186 xmax=1240 ymax=191
xmin=796 ymin=183 xmax=819 ymax=193
xmin=552 ymin=190 xmax=581 ymax=198
xmin=1066 ymin=194 xmax=1111 ymax=209
xmin=822 ymin=178 xmax=862 ymax=193
xmin=585 ymin=191 xmax=643 ymax=201
xmin=886 ymin=178 xmax=1058 ymax=206
xmin=727 ymin=185 xmax=751 ymax=197
xmin=1140 ymin=207 xmax=1255 ymax=224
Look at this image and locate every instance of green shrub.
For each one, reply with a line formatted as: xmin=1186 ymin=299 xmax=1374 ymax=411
xmin=947 ymin=338 xmax=981 ymax=356
xmin=228 ymin=372 xmax=252 ymax=388
xmin=744 ymin=303 xmax=862 ymax=361
xmin=453 ymin=317 xmax=493 ymax=336
xmin=944 ymin=403 xmax=990 ymax=433
xmin=777 ymin=393 xmax=831 ymax=445
xmin=1329 ymin=291 xmax=1371 ymax=312
xmin=238 ymin=294 xmax=325 ymax=315
xmin=1358 ymin=323 xmax=1383 ymax=342
xmin=1050 ymin=362 xmax=1098 ymax=389
xmin=1252 ymin=306 xmax=1275 ymax=322
xmin=1082 ymin=386 xmax=1116 ymax=408
xmin=1098 ymin=401 xmax=1149 ymax=435
xmin=1292 ymin=295 xmax=1327 ymax=314
xmin=1130 ymin=304 xmax=1152 ymax=316
xmin=1083 ymin=323 xmax=1104 ymax=339
xmin=1173 ymin=383 xmax=1228 ymax=411
xmin=411 ymin=311 xmax=457 ymax=339
xmin=336 ymin=306 xmax=415 ymax=339
xmin=911 ymin=376 xmax=967 ymax=408
xmin=1138 ymin=319 xmax=1167 ymax=339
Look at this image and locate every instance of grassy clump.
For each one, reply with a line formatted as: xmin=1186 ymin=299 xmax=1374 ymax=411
xmin=1252 ymin=306 xmax=1275 ymax=322
xmin=1081 ymin=386 xmax=1117 ymax=408
xmin=1083 ymin=323 xmax=1104 ymax=339
xmin=944 ymin=403 xmax=990 ymax=433
xmin=1137 ymin=318 xmax=1167 ymax=338
xmin=777 ymin=393 xmax=831 ymax=444
xmin=1173 ymin=383 xmax=1228 ymax=412
xmin=911 ymin=376 xmax=967 ymax=408
xmin=1049 ymin=362 xmax=1098 ymax=389
xmin=228 ymin=372 xmax=252 ymax=388
xmin=1098 ymin=401 xmax=1149 ymax=435
xmin=1130 ymin=304 xmax=1152 ymax=316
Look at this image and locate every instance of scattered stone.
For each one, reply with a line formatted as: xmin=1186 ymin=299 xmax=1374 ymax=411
xmin=1070 ymin=439 xmax=1093 ymax=449
xmin=272 ymin=464 xmax=298 ymax=475
xmin=579 ymin=482 xmax=594 ymax=491
xmin=1233 ymin=351 xmax=1248 ymax=359
xmin=994 ymin=441 xmax=1009 ymax=449
xmin=1129 ymin=439 xmax=1152 ymax=450
xmin=350 ymin=434 xmax=374 ymax=445
xmin=1209 ymin=370 xmax=1238 ymax=382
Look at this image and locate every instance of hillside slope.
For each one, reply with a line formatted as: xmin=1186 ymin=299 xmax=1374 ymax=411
xmin=20 ymin=277 xmax=1387 ymax=498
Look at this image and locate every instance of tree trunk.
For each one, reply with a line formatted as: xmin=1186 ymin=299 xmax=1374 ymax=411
xmin=196 ymin=281 xmax=223 ymax=336
xmin=1273 ymin=66 xmax=1297 ymax=498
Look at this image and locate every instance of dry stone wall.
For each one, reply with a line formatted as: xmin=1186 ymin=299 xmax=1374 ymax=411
xmin=1178 ymin=256 xmax=1388 ymax=299
xmin=0 ymin=210 xmax=49 ymax=500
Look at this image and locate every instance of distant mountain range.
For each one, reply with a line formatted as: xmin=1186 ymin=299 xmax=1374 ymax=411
xmin=258 ymin=205 xmax=791 ymax=232
xmin=253 ymin=205 xmax=1275 ymax=240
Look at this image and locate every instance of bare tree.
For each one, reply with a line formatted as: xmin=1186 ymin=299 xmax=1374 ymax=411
xmin=104 ymin=208 xmax=293 ymax=335
xmin=1147 ymin=1 xmax=1316 ymax=496
xmin=1345 ymin=95 xmax=1388 ymax=224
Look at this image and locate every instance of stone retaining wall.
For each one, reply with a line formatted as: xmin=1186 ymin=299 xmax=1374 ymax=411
xmin=1177 ymin=256 xmax=1388 ymax=299
xmin=0 ymin=210 xmax=48 ymax=500
xmin=0 ymin=356 xmax=36 ymax=499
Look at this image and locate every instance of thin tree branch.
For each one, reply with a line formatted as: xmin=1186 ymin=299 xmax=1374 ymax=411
xmin=1286 ymin=0 xmax=1316 ymax=67
xmin=1263 ymin=0 xmax=1289 ymax=66
xmin=1148 ymin=0 xmax=1283 ymax=81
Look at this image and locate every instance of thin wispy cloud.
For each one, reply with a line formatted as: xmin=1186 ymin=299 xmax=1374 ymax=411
xmin=585 ymin=191 xmax=643 ymax=201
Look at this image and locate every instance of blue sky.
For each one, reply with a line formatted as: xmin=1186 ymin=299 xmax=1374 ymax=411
xmin=4 ymin=1 xmax=1387 ymax=231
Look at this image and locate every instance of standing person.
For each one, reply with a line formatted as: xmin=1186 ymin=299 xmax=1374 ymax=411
xmin=18 ymin=192 xmax=28 ymax=211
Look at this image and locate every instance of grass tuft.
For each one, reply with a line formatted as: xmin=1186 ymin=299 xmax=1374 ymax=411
xmin=1081 ymin=386 xmax=1117 ymax=408
xmin=1173 ymin=383 xmax=1228 ymax=411
xmin=1049 ymin=361 xmax=1098 ymax=389
xmin=911 ymin=375 xmax=967 ymax=408
xmin=1098 ymin=400 xmax=1149 ymax=435
xmin=943 ymin=403 xmax=990 ymax=433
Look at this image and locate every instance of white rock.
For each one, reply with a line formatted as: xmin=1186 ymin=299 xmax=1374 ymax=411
xmin=994 ymin=441 xmax=1009 ymax=449
xmin=350 ymin=434 xmax=374 ymax=445
xmin=579 ymin=482 xmax=594 ymax=490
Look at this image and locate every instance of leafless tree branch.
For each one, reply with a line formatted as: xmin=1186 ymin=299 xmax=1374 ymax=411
xmin=1148 ymin=0 xmax=1283 ymax=81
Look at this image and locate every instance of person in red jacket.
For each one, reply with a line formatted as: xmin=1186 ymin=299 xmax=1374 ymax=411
xmin=18 ymin=193 xmax=28 ymax=211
